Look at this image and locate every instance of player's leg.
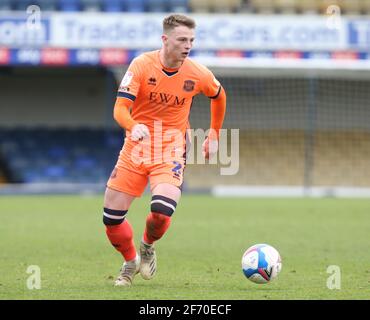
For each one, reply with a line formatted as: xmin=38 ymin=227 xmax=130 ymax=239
xmin=104 ymin=187 xmax=136 ymax=261
xmin=103 ymin=187 xmax=140 ymax=286
xmin=140 ymin=183 xmax=181 ymax=280
xmin=139 ymin=158 xmax=185 ymax=280
xmin=104 ymin=165 xmax=148 ymax=286
xmin=144 ymin=182 xmax=181 ymax=244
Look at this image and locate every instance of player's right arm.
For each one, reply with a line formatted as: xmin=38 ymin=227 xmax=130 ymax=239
xmin=114 ymin=57 xmax=149 ymax=141
xmin=113 ymin=98 xmax=149 ymax=141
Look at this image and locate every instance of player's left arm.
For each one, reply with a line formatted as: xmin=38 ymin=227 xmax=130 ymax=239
xmin=201 ymin=73 xmax=227 ymax=159
xmin=209 ymin=86 xmax=226 ymax=140
xmin=114 ymin=56 xmax=150 ymax=141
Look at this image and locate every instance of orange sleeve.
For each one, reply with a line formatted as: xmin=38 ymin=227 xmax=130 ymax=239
xmin=209 ymin=86 xmax=226 ymax=140
xmin=200 ymin=67 xmax=221 ymax=98
xmin=117 ymin=56 xmax=143 ymax=99
xmin=113 ymin=97 xmax=138 ymax=131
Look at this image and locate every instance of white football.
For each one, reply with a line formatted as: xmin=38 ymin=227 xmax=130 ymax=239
xmin=241 ymin=243 xmax=282 ymax=284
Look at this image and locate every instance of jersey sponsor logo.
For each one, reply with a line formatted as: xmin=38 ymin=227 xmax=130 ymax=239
xmin=148 ymin=77 xmax=156 ymax=85
xmin=120 ymin=71 xmax=133 ymax=87
xmin=183 ymin=80 xmax=195 ymax=92
xmin=149 ymin=92 xmax=186 ymax=106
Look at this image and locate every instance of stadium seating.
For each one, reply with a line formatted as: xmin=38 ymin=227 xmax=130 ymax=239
xmin=80 ymin=0 xmax=101 ymax=11
xmin=274 ymin=0 xmax=298 ymax=13
xmin=0 ymin=128 xmax=124 ymax=183
xmin=2 ymin=0 xmax=370 ymax=14
xmin=125 ymin=0 xmax=145 ymax=12
xmin=184 ymin=129 xmax=370 ymax=189
xmin=0 ymin=0 xmax=12 ymax=10
xmin=319 ymin=0 xmax=340 ymax=12
xmin=246 ymin=0 xmax=370 ymax=14
xmin=296 ymin=0 xmax=323 ymax=14
xmin=34 ymin=0 xmax=58 ymax=11
xmin=248 ymin=0 xmax=275 ymax=13
xmin=340 ymin=0 xmax=361 ymax=15
xmin=189 ymin=0 xmax=211 ymax=12
xmin=13 ymin=0 xmax=33 ymax=10
xmin=360 ymin=0 xmax=370 ymax=14
xmin=101 ymin=0 xmax=124 ymax=12
xmin=168 ymin=0 xmax=189 ymax=13
xmin=146 ymin=0 xmax=168 ymax=13
xmin=211 ymin=0 xmax=242 ymax=13
xmin=58 ymin=0 xmax=81 ymax=12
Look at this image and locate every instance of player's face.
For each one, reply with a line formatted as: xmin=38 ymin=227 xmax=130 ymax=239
xmin=163 ymin=26 xmax=195 ymax=64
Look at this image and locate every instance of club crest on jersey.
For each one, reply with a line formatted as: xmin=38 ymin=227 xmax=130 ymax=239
xmin=183 ymin=80 xmax=195 ymax=92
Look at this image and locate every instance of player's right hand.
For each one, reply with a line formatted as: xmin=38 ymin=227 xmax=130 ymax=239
xmin=131 ymin=124 xmax=150 ymax=141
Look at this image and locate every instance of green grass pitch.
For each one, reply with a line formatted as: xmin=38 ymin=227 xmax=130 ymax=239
xmin=0 ymin=195 xmax=369 ymax=300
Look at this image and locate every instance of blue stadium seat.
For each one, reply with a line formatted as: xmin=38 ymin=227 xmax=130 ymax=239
xmin=48 ymin=146 xmax=67 ymax=159
xmin=34 ymin=0 xmax=58 ymax=11
xmin=146 ymin=0 xmax=168 ymax=12
xmin=0 ymin=0 xmax=13 ymax=10
xmin=0 ymin=128 xmax=124 ymax=184
xmin=44 ymin=165 xmax=66 ymax=179
xmin=23 ymin=169 xmax=42 ymax=183
xmin=102 ymin=0 xmax=124 ymax=12
xmin=80 ymin=0 xmax=101 ymax=11
xmin=58 ymin=0 xmax=82 ymax=11
xmin=75 ymin=156 xmax=96 ymax=170
xmin=168 ymin=0 xmax=189 ymax=12
xmin=13 ymin=0 xmax=34 ymax=10
xmin=125 ymin=0 xmax=145 ymax=12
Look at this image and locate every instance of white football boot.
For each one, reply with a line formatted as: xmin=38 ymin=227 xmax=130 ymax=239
xmin=114 ymin=255 xmax=140 ymax=287
xmin=139 ymin=241 xmax=157 ymax=280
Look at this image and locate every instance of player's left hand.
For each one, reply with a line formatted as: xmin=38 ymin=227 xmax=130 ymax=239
xmin=202 ymin=136 xmax=218 ymax=160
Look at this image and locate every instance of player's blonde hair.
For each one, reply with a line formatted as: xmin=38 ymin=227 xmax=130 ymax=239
xmin=163 ymin=14 xmax=196 ymax=33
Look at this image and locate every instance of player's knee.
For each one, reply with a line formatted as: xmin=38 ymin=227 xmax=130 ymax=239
xmin=151 ymin=195 xmax=177 ymax=217
xmin=103 ymin=207 xmax=128 ymax=225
